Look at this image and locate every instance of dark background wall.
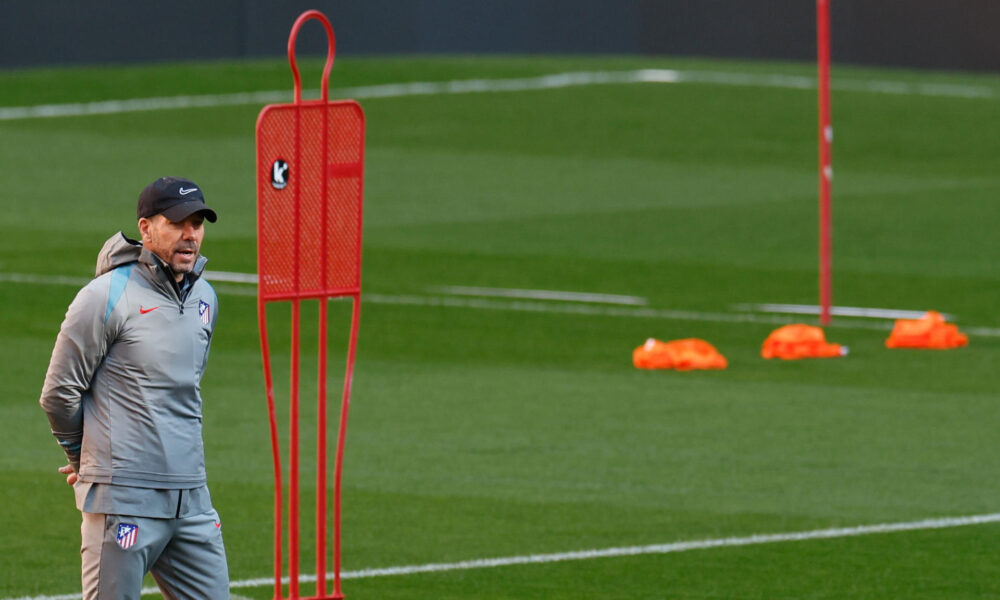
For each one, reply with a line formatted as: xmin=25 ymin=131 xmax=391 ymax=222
xmin=2 ymin=0 xmax=998 ymax=72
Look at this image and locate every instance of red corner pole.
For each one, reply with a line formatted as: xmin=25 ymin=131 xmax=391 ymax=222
xmin=257 ymin=9 xmax=365 ymax=600
xmin=817 ymin=0 xmax=833 ymax=325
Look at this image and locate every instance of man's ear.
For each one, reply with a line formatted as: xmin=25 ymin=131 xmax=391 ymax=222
xmin=138 ymin=217 xmax=152 ymax=242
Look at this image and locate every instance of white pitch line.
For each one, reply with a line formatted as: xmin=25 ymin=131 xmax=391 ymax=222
xmin=10 ymin=512 xmax=1000 ymax=600
xmin=367 ymin=291 xmax=853 ymax=327
xmin=5 ymin=271 xmax=1000 ymax=337
xmin=735 ymin=302 xmax=956 ymax=321
xmin=202 ymin=284 xmax=905 ymax=332
xmin=2 ymin=68 xmax=999 ymax=121
xmin=427 ymin=285 xmax=649 ymax=306
xmin=0 ymin=272 xmax=92 ymax=286
xmin=202 ymin=269 xmax=258 ymax=284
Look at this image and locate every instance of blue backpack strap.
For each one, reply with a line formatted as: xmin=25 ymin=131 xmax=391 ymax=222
xmin=105 ymin=264 xmax=134 ymax=323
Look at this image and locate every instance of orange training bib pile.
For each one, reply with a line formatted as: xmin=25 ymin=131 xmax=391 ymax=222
xmin=761 ymin=324 xmax=846 ymax=359
xmin=885 ymin=310 xmax=968 ymax=349
xmin=633 ymin=338 xmax=728 ymax=371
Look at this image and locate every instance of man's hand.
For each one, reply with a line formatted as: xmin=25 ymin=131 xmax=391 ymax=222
xmin=58 ymin=464 xmax=78 ymax=485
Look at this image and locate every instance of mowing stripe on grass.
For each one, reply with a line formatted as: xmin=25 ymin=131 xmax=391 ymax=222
xmin=2 ymin=68 xmax=998 ymax=121
xmin=366 ymin=293 xmax=999 ymax=337
xmin=5 ymin=271 xmax=999 ymax=337
xmin=9 ymin=512 xmax=1000 ymax=599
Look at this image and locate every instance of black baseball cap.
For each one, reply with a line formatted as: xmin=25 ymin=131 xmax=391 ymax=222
xmin=137 ymin=176 xmax=218 ymax=223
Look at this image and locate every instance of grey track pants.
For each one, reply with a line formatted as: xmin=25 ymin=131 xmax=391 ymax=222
xmin=81 ymin=510 xmax=229 ymax=600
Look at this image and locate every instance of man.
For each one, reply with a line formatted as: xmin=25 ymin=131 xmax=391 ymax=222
xmin=40 ymin=176 xmax=229 ymax=599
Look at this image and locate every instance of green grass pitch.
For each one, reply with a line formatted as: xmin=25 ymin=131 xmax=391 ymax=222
xmin=1 ymin=55 xmax=999 ymax=598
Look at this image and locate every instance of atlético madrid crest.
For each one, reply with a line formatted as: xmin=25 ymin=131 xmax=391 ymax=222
xmin=199 ymin=300 xmax=211 ymax=325
xmin=116 ymin=523 xmax=139 ymax=550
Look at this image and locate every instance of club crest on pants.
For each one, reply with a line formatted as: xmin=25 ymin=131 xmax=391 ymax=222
xmin=116 ymin=523 xmax=139 ymax=550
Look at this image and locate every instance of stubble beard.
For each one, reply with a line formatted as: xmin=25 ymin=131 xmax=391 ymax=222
xmin=169 ymin=245 xmax=199 ymax=274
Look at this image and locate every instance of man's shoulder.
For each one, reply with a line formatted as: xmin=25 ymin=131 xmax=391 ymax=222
xmin=90 ymin=262 xmax=141 ymax=282
xmin=72 ymin=268 xmax=118 ymax=302
xmin=73 ymin=263 xmax=147 ymax=322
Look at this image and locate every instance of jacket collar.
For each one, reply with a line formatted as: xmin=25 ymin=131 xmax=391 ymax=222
xmin=138 ymin=249 xmax=209 ymax=303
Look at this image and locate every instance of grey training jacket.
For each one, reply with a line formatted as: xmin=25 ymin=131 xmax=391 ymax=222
xmin=40 ymin=232 xmax=218 ymax=489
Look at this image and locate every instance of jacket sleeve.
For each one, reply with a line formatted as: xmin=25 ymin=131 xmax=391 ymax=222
xmin=39 ymin=280 xmax=119 ymax=472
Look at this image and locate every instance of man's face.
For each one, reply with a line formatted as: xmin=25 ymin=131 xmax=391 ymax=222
xmin=138 ymin=213 xmax=206 ymax=281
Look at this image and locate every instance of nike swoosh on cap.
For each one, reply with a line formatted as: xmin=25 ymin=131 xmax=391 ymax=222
xmin=178 ymin=187 xmax=199 ymax=195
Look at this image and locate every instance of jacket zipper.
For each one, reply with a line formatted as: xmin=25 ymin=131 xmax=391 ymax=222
xmin=163 ymin=267 xmax=186 ymax=314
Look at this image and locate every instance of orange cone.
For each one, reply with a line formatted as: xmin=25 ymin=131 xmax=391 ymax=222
xmin=633 ymin=338 xmax=728 ymax=371
xmin=885 ymin=310 xmax=968 ymax=349
xmin=761 ymin=324 xmax=846 ymax=360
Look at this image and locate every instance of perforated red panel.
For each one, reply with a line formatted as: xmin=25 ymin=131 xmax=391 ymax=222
xmin=257 ymin=101 xmax=364 ymax=300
